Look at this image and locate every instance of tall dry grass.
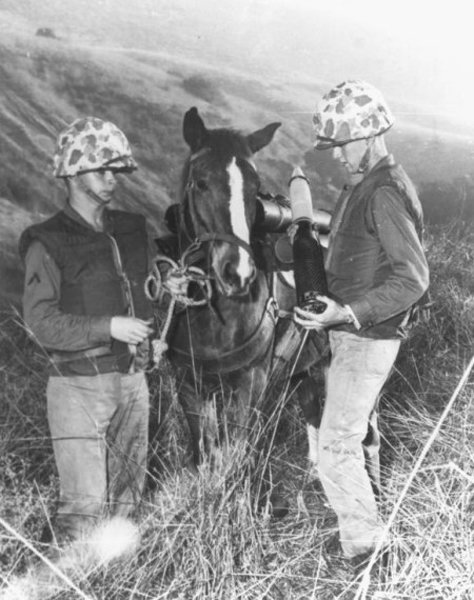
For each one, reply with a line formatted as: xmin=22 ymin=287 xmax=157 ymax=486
xmin=0 ymin=225 xmax=473 ymax=599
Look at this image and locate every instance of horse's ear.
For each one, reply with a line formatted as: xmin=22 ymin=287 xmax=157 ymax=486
xmin=183 ymin=107 xmax=209 ymax=152
xmin=247 ymin=122 xmax=281 ymax=154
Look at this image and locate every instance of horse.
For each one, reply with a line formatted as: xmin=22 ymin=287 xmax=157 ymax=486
xmin=152 ymin=107 xmax=326 ymax=485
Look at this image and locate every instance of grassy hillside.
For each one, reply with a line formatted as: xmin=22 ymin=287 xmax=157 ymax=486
xmin=1 ymin=18 xmax=474 ymax=304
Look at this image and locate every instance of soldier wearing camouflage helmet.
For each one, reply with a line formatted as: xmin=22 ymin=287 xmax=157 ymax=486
xmin=294 ymin=81 xmax=429 ymax=569
xmin=19 ymin=116 xmax=155 ymax=546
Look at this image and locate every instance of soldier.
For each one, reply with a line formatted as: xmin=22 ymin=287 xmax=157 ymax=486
xmin=294 ymin=81 xmax=429 ymax=568
xmin=19 ymin=117 xmax=155 ymax=544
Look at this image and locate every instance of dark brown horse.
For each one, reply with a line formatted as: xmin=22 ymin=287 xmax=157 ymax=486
xmin=157 ymin=107 xmax=326 ymax=477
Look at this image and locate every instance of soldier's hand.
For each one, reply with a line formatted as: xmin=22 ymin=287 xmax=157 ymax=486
xmin=286 ymin=223 xmax=298 ymax=244
xmin=293 ymin=305 xmax=326 ymax=331
xmin=110 ymin=316 xmax=154 ymax=344
xmin=294 ymin=296 xmax=354 ymax=330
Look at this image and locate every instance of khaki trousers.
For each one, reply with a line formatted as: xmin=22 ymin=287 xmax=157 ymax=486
xmin=319 ymin=330 xmax=400 ymax=558
xmin=47 ymin=371 xmax=149 ymax=539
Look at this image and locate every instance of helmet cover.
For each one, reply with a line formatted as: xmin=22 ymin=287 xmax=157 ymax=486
xmin=312 ymin=80 xmax=394 ymax=150
xmin=53 ymin=117 xmax=137 ymax=177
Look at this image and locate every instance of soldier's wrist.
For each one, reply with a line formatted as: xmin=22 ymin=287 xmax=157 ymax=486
xmin=342 ymin=304 xmax=361 ymax=329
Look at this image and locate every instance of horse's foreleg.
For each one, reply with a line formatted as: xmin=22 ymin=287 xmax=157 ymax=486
xmin=226 ymin=363 xmax=268 ymax=447
xmin=175 ymin=374 xmax=205 ymax=469
xmin=228 ymin=333 xmax=275 ymax=438
xmin=229 ymin=355 xmax=291 ymax=517
xmin=293 ymin=370 xmax=324 ymax=478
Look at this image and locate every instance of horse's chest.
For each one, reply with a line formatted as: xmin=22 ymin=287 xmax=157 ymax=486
xmin=173 ymin=303 xmax=258 ymax=350
xmin=167 ymin=282 xmax=274 ymax=374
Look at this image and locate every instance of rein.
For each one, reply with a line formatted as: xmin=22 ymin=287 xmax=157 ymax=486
xmin=144 ymin=246 xmax=212 ymax=369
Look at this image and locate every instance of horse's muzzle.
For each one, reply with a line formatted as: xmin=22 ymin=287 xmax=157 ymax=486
xmin=214 ymin=253 xmax=257 ymax=297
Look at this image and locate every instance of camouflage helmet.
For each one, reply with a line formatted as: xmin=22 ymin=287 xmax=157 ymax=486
xmin=53 ymin=117 xmax=137 ymax=177
xmin=312 ymin=80 xmax=394 ymax=150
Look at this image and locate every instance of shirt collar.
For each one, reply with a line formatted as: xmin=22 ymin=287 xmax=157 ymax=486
xmin=368 ymin=154 xmax=395 ymax=176
xmin=63 ymin=203 xmax=111 ymax=233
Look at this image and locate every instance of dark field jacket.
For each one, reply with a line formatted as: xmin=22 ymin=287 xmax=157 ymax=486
xmin=326 ymin=155 xmax=429 ymax=339
xmin=19 ymin=205 xmax=153 ymax=375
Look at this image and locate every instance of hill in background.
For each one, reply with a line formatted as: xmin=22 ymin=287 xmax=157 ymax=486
xmin=1 ymin=3 xmax=473 ymax=304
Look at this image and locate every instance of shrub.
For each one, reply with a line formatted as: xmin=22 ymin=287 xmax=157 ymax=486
xmin=35 ymin=28 xmax=57 ymax=39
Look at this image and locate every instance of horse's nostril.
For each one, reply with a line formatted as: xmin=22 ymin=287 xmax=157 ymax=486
xmin=249 ymin=264 xmax=257 ymax=284
xmin=223 ymin=261 xmax=237 ymax=283
xmin=221 ymin=259 xmax=256 ymax=293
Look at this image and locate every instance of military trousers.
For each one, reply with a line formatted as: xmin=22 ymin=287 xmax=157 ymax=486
xmin=46 ymin=371 xmax=149 ymax=539
xmin=318 ymin=330 xmax=400 ymax=559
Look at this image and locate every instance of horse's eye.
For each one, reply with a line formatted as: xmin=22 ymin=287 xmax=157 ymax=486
xmin=195 ymin=179 xmax=208 ymax=192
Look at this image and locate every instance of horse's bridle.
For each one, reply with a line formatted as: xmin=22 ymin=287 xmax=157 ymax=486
xmin=180 ymin=148 xmax=256 ymax=264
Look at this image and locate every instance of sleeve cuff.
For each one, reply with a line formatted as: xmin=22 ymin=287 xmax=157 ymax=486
xmin=88 ymin=316 xmax=113 ymax=344
xmin=344 ymin=304 xmax=362 ymax=330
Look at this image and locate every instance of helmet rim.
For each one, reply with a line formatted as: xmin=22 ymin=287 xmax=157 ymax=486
xmin=314 ymin=123 xmax=394 ymax=150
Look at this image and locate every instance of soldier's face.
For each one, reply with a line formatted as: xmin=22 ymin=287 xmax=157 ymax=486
xmin=332 ymin=140 xmax=367 ymax=174
xmin=78 ymin=169 xmax=118 ymax=204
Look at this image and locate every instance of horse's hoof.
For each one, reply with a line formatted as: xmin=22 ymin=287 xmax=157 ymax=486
xmin=183 ymin=458 xmax=200 ymax=477
xmin=268 ymin=491 xmax=290 ymax=519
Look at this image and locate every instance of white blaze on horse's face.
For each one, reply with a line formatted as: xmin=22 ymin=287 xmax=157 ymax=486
xmin=217 ymin=156 xmax=254 ymax=290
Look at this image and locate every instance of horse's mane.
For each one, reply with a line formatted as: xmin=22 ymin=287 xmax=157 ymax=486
xmin=205 ymin=128 xmax=252 ymax=160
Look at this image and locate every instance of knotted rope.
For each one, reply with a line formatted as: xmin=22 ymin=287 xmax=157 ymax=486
xmin=144 ymin=245 xmax=212 ymax=368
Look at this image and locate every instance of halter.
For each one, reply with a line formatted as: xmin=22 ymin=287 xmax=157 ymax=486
xmin=180 ymin=147 xmax=256 ymax=261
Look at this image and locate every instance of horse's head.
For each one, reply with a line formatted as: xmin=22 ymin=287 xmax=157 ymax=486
xmin=180 ymin=107 xmax=281 ymax=297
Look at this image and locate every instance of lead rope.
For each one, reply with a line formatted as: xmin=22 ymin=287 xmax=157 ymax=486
xmin=144 ymin=245 xmax=212 ymax=369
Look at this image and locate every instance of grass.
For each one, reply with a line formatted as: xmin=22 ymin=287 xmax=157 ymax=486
xmin=0 ymin=225 xmax=473 ymax=599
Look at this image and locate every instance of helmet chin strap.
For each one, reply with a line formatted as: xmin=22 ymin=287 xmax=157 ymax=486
xmin=75 ymin=176 xmax=108 ymax=206
xmin=356 ymin=137 xmax=375 ymax=174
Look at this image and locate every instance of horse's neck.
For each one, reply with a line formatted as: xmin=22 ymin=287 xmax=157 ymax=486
xmin=170 ymin=268 xmax=271 ymax=358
